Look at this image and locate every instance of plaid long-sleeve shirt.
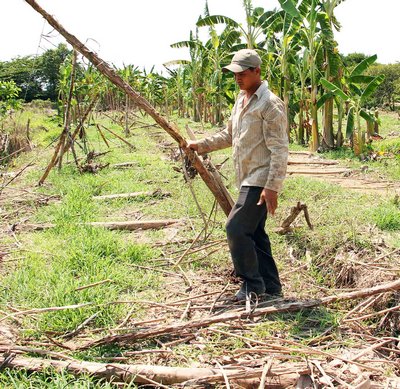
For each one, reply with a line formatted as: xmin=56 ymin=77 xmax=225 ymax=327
xmin=196 ymin=82 xmax=289 ymax=193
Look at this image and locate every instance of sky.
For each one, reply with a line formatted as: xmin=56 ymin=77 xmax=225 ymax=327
xmin=1 ymin=0 xmax=399 ymax=73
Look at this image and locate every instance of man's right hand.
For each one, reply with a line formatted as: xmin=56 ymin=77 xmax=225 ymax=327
xmin=186 ymin=140 xmax=199 ymax=151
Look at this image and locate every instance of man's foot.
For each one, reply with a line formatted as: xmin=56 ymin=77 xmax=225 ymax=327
xmin=257 ymin=292 xmax=284 ymax=306
xmin=265 ymin=290 xmax=283 ymax=299
xmin=235 ymin=288 xmax=265 ymax=302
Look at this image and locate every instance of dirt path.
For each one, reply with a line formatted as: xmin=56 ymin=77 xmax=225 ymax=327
xmin=287 ymin=151 xmax=400 ymax=195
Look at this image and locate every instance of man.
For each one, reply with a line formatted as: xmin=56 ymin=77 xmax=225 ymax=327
xmin=186 ymin=49 xmax=288 ymax=301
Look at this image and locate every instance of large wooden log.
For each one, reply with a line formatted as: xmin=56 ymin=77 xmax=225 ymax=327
xmin=88 ymin=220 xmax=182 ymax=231
xmin=25 ymin=219 xmax=182 ymax=231
xmin=2 ymin=354 xmax=308 ymax=388
xmin=24 ymin=0 xmax=233 ymax=216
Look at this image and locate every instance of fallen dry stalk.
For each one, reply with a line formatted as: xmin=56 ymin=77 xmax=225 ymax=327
xmin=25 ymin=219 xmax=183 ymax=232
xmin=75 ymin=279 xmax=113 ymax=291
xmin=1 ymin=354 xmax=273 ymax=386
xmin=344 ymin=303 xmax=400 ymax=323
xmin=0 ymin=303 xmax=92 ymax=323
xmin=80 ymin=278 xmax=400 ymax=349
xmin=93 ymin=190 xmax=170 ymax=201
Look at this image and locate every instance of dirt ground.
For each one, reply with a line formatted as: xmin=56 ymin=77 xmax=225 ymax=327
xmin=287 ymin=151 xmax=400 ymax=195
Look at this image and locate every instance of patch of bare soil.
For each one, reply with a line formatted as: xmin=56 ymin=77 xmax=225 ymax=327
xmin=287 ymin=151 xmax=400 ymax=195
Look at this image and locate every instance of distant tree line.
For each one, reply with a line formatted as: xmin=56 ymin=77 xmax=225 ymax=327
xmin=0 ymin=43 xmax=71 ymax=102
xmin=1 ymin=45 xmax=398 ymax=114
xmin=1 ymin=0 xmax=400 ymax=156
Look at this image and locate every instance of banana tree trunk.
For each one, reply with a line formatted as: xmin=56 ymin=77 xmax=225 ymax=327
xmin=323 ymin=97 xmax=334 ymax=148
xmin=374 ymin=110 xmax=379 ymax=134
xmin=25 ymin=0 xmax=233 ymax=216
xmin=366 ymin=119 xmax=374 ymax=139
xmin=310 ymin=84 xmax=319 ymax=151
xmin=124 ymin=94 xmax=130 ymax=136
xmin=336 ymin=100 xmax=343 ymax=147
xmin=283 ymin=90 xmax=291 ymax=141
xmin=298 ymin=101 xmax=305 ymax=145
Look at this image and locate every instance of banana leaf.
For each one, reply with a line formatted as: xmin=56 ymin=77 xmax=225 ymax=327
xmin=347 ymin=75 xmax=375 ymax=84
xmin=321 ymin=78 xmax=349 ymax=101
xmin=317 ymin=92 xmax=334 ymax=109
xmin=170 ymin=40 xmax=199 ymax=50
xmin=277 ymin=0 xmax=301 ymax=19
xmin=197 ymin=15 xmax=240 ymax=28
xmin=361 ymin=74 xmax=385 ymax=102
xmin=350 ymin=54 xmax=377 ymax=77
xmin=360 ymin=108 xmax=376 ymax=123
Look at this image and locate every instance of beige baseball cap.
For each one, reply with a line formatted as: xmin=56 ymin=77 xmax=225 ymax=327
xmin=222 ymin=49 xmax=262 ymax=73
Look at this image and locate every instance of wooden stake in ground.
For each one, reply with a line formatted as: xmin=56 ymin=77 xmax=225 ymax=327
xmin=38 ymin=51 xmax=78 ymax=185
xmin=25 ymin=0 xmax=233 ymax=216
xmin=276 ymin=202 xmax=313 ymax=234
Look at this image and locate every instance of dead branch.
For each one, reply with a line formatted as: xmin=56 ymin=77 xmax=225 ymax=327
xmin=344 ymin=303 xmax=400 ymax=323
xmin=22 ymin=219 xmax=182 ymax=232
xmin=88 ymin=219 xmax=183 ymax=231
xmin=0 ymin=303 xmax=93 ymax=323
xmin=110 ymin=162 xmax=138 ymax=169
xmin=287 ymin=169 xmax=350 ymax=175
xmin=61 ymin=312 xmax=100 ymax=340
xmin=75 ymin=279 xmax=113 ymax=291
xmin=0 ymin=355 xmax=226 ymax=385
xmin=57 ymin=50 xmax=78 ymax=170
xmin=93 ymin=189 xmax=170 ymax=201
xmin=98 ymin=125 xmax=135 ymax=150
xmin=186 ymin=125 xmax=234 ymax=209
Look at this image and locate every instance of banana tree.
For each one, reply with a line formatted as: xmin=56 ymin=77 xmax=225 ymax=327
xmin=318 ymin=0 xmax=344 ymax=149
xmin=267 ymin=7 xmax=303 ymax=139
xmin=278 ymin=0 xmax=322 ymax=151
xmin=293 ymin=48 xmax=311 ymax=144
xmin=321 ymin=54 xmax=384 ymax=155
xmin=196 ymin=0 xmax=277 ymax=50
xmin=169 ymin=29 xmax=208 ymax=122
xmin=169 ymin=22 xmax=241 ymax=125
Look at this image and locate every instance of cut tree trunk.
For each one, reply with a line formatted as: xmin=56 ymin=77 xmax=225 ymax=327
xmin=24 ymin=0 xmax=232 ymax=216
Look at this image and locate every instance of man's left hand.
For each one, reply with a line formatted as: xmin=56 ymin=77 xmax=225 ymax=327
xmin=257 ymin=188 xmax=278 ymax=216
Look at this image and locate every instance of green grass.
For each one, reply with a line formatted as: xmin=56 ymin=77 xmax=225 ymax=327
xmin=370 ymin=201 xmax=400 ymax=231
xmin=0 ymin=369 xmax=137 ymax=388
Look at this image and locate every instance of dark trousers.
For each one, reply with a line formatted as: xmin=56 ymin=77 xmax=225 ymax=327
xmin=226 ymin=186 xmax=282 ymax=295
